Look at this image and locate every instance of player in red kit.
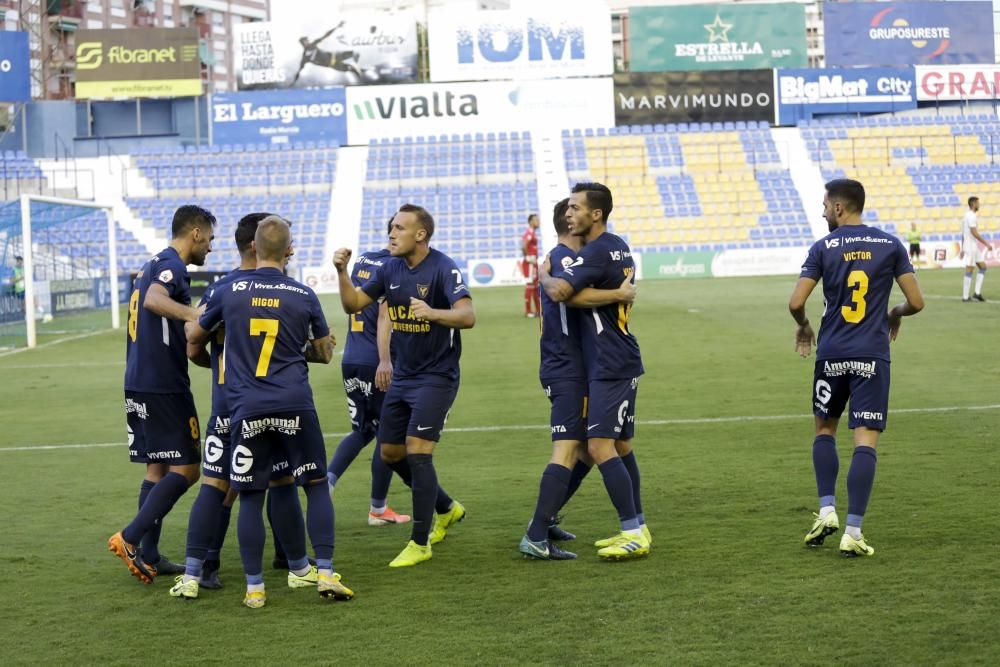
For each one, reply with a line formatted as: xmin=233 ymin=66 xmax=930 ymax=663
xmin=522 ymin=213 xmax=540 ymax=318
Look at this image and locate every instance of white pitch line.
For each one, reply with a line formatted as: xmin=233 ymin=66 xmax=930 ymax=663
xmin=1 ymin=403 xmax=997 ymax=453
xmin=0 ymin=360 xmax=125 ymax=370
xmin=0 ymin=329 xmax=116 ymax=358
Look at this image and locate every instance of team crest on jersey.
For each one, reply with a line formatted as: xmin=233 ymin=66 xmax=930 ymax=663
xmin=560 ymin=257 xmax=574 ymax=270
xmin=158 ymin=269 xmax=174 ymax=284
xmin=417 ymin=284 xmax=430 ymax=298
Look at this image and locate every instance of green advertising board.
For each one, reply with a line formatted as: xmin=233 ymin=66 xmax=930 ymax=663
xmin=629 ymin=3 xmax=807 ymax=71
xmin=641 ymin=251 xmax=716 ymax=280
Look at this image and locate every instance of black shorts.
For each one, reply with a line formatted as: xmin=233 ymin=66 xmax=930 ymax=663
xmin=812 ymin=358 xmax=891 ymax=431
xmin=543 ymin=379 xmax=588 ymax=442
xmin=229 ymin=411 xmax=327 ymax=491
xmin=124 ymin=390 xmax=201 ymax=466
xmin=342 ymin=363 xmax=385 ymax=441
xmin=909 ymin=243 xmax=920 ymax=255
xmin=378 ymin=379 xmax=458 ymax=444
xmin=202 ymin=414 xmax=232 ymax=480
xmin=586 ymin=377 xmax=639 ymax=440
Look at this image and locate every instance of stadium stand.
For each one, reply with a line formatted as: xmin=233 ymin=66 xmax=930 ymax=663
xmin=563 ymin=122 xmax=810 ymax=252
xmin=360 ymin=132 xmax=537 ymax=267
xmin=1 ymin=150 xmax=46 ymax=200
xmin=803 ymin=113 xmax=1000 ymax=245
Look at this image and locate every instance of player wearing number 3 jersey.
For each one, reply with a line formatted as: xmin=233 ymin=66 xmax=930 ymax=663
xmin=789 ymin=179 xmax=923 ymax=558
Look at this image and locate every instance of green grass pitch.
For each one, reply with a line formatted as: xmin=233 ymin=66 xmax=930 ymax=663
xmin=0 ymin=268 xmax=997 ymax=665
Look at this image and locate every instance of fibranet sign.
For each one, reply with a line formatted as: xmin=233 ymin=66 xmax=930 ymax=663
xmin=74 ymin=28 xmax=201 ymax=99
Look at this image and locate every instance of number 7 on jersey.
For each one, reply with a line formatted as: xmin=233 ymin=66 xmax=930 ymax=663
xmin=250 ymin=318 xmax=279 ymax=376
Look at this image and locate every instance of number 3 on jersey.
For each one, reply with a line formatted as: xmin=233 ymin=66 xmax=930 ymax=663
xmin=250 ymin=318 xmax=279 ymax=376
xmin=841 ymin=270 xmax=869 ymax=324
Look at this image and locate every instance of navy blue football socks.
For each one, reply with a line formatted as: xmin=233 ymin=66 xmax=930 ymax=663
xmin=237 ymin=490 xmax=267 ymax=579
xmin=388 ymin=454 xmax=452 ymax=515
xmin=598 ymin=457 xmax=640 ymax=532
xmin=813 ymin=434 xmax=839 ymax=508
xmin=123 ymin=472 xmax=189 ymax=548
xmin=559 ymin=460 xmax=592 ymax=512
xmin=846 ymin=446 xmax=877 ymax=530
xmin=327 ymin=430 xmax=370 ymax=488
xmin=267 ymin=484 xmax=308 ymax=566
xmin=370 ymin=441 xmax=394 ymax=509
xmin=184 ymin=485 xmax=225 ymax=565
xmin=408 ymin=454 xmax=438 ymax=546
xmin=137 ymin=479 xmax=160 ymax=563
xmin=527 ymin=463 xmax=572 ymax=542
xmin=304 ymin=482 xmax=334 ymax=566
xmin=620 ymin=451 xmax=644 ymax=519
xmin=206 ymin=501 xmax=232 ymax=564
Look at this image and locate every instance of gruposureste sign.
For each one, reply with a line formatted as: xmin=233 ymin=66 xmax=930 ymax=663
xmin=74 ymin=28 xmax=201 ymax=99
xmin=613 ymin=71 xmax=775 ymax=124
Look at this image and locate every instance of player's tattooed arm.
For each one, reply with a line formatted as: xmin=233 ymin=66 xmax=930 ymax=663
xmin=305 ymin=334 xmax=335 ymax=364
xmin=568 ymin=274 xmax=636 ymax=308
xmin=145 ymin=283 xmax=201 ymax=322
xmin=538 ymin=256 xmax=575 ymax=303
xmin=409 ymin=296 xmax=475 ymax=329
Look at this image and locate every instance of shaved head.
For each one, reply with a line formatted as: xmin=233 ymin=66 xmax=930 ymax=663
xmin=254 ymin=216 xmax=291 ymax=262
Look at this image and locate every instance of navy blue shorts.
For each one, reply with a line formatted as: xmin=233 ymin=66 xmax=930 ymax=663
xmin=202 ymin=414 xmax=232 ymax=480
xmin=812 ymin=358 xmax=890 ymax=431
xmin=586 ymin=377 xmax=638 ymax=440
xmin=229 ymin=411 xmax=327 ymax=491
xmin=543 ymin=379 xmax=588 ymax=442
xmin=124 ymin=391 xmax=201 ymax=466
xmin=378 ymin=379 xmax=458 ymax=444
xmin=342 ymin=363 xmax=385 ymax=440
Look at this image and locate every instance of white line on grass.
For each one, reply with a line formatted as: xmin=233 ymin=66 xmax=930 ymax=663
xmin=0 ymin=329 xmax=116 ymax=358
xmin=0 ymin=360 xmax=125 ymax=369
xmin=1 ymin=403 xmax=997 ymax=453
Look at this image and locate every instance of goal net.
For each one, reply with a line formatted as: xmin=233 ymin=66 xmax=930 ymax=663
xmin=0 ymin=195 xmax=121 ymax=350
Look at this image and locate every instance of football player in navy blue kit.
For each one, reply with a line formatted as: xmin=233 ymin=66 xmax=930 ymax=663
xmin=790 ymin=179 xmax=923 ymax=557
xmin=109 ymin=205 xmax=215 ymax=584
xmin=191 ymin=216 xmax=353 ymax=607
xmin=327 ymin=219 xmax=409 ymax=526
xmin=539 ymin=183 xmax=650 ymax=560
xmin=334 ymin=204 xmax=474 ymax=568
xmin=520 ymin=197 xmax=637 ymax=560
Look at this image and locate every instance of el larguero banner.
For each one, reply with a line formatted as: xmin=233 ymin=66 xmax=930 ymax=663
xmin=614 ymin=70 xmax=774 ymax=124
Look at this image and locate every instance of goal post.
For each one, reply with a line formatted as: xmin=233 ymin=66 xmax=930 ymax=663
xmin=1 ymin=194 xmax=120 ymax=349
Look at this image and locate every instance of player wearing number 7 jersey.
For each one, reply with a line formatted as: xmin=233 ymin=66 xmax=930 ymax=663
xmin=109 ymin=205 xmax=215 ymax=585
xmin=789 ymin=179 xmax=923 ymax=558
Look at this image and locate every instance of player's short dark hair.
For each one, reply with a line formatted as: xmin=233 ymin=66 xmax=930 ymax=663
xmin=398 ymin=203 xmax=434 ymax=240
xmin=969 ymin=196 xmax=979 ymax=208
xmin=171 ymin=205 xmax=216 ymax=239
xmin=571 ymin=182 xmax=614 ymax=221
xmin=14 ymin=255 xmax=22 ymax=261
xmin=553 ymin=198 xmax=570 ymax=236
xmin=235 ymin=212 xmax=275 ymax=254
xmin=528 ymin=213 xmax=538 ymax=223
xmin=386 ymin=216 xmax=395 ymax=235
xmin=824 ymin=179 xmax=865 ymax=214
xmin=254 ymin=216 xmax=291 ymax=262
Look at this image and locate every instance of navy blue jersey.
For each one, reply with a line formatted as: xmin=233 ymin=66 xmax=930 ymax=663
xmin=561 ymin=232 xmax=644 ymax=381
xmin=539 ymin=243 xmax=585 ymax=384
xmin=199 ymin=267 xmax=330 ymax=422
xmin=343 ymin=249 xmax=390 ymax=368
xmin=360 ymin=248 xmax=471 ymax=384
xmin=198 ymin=268 xmax=255 ymax=417
xmin=800 ymin=224 xmax=913 ymax=362
xmin=124 ymin=247 xmax=191 ymax=393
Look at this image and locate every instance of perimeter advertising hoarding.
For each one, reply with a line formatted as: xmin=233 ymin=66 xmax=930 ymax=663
xmin=629 ymin=3 xmax=807 ymax=71
xmin=427 ymin=3 xmax=613 ymax=82
xmin=776 ymin=67 xmax=917 ymax=125
xmin=613 ymin=71 xmax=775 ymax=125
xmin=346 ymin=78 xmax=613 ymax=144
xmin=0 ymin=31 xmax=31 ymax=102
xmin=234 ymin=14 xmax=418 ymax=89
xmin=211 ymin=88 xmax=347 ymax=146
xmin=74 ymin=28 xmax=201 ymax=99
xmin=915 ymin=65 xmax=1000 ymax=101
xmin=824 ymin=2 xmax=995 ymax=67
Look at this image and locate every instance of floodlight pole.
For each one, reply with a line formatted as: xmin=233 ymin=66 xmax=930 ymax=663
xmin=19 ymin=194 xmax=36 ymax=348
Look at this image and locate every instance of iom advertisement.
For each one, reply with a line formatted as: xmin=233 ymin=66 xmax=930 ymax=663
xmin=916 ymin=65 xmax=1000 ymax=101
xmin=776 ymin=68 xmax=917 ymax=125
xmin=427 ymin=3 xmax=613 ymax=82
xmin=346 ymin=78 xmax=613 ymax=144
xmin=629 ymin=3 xmax=807 ymax=71
xmin=0 ymin=31 xmax=31 ymax=102
xmin=824 ymin=2 xmax=995 ymax=67
xmin=613 ymin=71 xmax=775 ymax=125
xmin=234 ymin=13 xmax=418 ymax=90
xmin=211 ymin=88 xmax=348 ymax=146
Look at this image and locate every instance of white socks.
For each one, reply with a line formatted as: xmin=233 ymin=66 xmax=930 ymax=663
xmin=819 ymin=505 xmax=836 ymax=519
xmin=975 ymin=270 xmax=985 ymax=296
xmin=963 ymin=272 xmax=973 ymax=299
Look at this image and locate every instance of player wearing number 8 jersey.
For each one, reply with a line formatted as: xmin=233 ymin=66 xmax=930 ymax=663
xmin=789 ymin=179 xmax=923 ymax=557
xmin=109 ymin=205 xmax=215 ymax=585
